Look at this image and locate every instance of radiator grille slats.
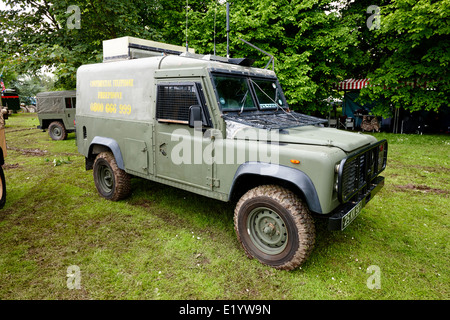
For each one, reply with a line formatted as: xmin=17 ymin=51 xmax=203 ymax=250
xmin=338 ymin=140 xmax=387 ymax=203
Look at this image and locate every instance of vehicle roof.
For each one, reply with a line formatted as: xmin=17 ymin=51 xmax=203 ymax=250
xmin=77 ymin=54 xmax=276 ymax=78
xmin=36 ymin=90 xmax=76 ymax=98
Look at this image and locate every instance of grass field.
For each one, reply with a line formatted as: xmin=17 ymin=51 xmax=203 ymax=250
xmin=0 ymin=113 xmax=448 ymax=300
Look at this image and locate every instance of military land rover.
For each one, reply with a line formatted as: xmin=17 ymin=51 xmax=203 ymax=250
xmin=36 ymin=90 xmax=76 ymax=140
xmin=76 ymin=37 xmax=388 ymax=270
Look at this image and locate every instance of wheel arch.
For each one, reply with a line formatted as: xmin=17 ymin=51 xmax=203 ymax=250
xmin=229 ymin=162 xmax=323 ymax=214
xmin=42 ymin=119 xmax=65 ymax=130
xmin=87 ymin=137 xmax=125 ymax=170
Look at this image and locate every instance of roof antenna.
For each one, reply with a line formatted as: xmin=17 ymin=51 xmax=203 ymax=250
xmin=239 ymin=38 xmax=275 ymax=70
xmin=185 ymin=0 xmax=189 ymax=52
xmin=226 ymin=1 xmax=230 ymax=58
xmin=213 ymin=1 xmax=217 ymax=56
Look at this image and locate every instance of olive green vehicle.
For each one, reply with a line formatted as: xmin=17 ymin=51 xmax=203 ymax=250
xmin=36 ymin=90 xmax=76 ymax=140
xmin=76 ymin=38 xmax=387 ymax=270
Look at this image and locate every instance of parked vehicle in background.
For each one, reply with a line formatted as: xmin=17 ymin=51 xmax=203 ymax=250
xmin=36 ymin=91 xmax=76 ymax=140
xmin=1 ymin=88 xmax=21 ymax=118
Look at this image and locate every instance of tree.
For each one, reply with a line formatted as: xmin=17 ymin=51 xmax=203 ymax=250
xmin=188 ymin=0 xmax=361 ymax=114
xmin=0 ymin=0 xmax=198 ymax=90
xmin=355 ymin=0 xmax=450 ymax=117
xmin=10 ymin=74 xmax=55 ymax=104
xmin=1 ymin=0 xmax=447 ymax=116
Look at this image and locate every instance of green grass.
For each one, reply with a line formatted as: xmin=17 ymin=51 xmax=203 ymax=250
xmin=0 ymin=113 xmax=448 ymax=300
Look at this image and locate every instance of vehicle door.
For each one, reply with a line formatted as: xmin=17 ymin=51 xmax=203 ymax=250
xmin=63 ymin=96 xmax=76 ymax=129
xmin=154 ymin=78 xmax=215 ymax=190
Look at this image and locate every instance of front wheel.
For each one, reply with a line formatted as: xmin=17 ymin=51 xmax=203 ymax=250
xmin=93 ymin=152 xmax=131 ymax=201
xmin=234 ymin=185 xmax=315 ymax=270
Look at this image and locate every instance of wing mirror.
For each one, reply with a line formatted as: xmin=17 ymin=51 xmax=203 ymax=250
xmin=188 ymin=105 xmax=202 ymax=128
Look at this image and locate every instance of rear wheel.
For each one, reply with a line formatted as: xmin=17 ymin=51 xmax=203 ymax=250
xmin=234 ymin=185 xmax=315 ymax=270
xmin=93 ymin=152 xmax=131 ymax=201
xmin=48 ymin=121 xmax=67 ymax=140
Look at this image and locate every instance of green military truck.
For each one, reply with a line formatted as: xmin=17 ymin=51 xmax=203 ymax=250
xmin=76 ymin=37 xmax=387 ymax=270
xmin=36 ymin=90 xmax=76 ymax=140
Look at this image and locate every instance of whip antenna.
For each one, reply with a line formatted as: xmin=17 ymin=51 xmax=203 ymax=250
xmin=185 ymin=0 xmax=189 ymax=52
xmin=214 ymin=2 xmax=217 ymax=56
xmin=226 ymin=1 xmax=230 ymax=58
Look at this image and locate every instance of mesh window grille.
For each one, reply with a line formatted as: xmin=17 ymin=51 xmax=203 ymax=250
xmin=156 ymin=84 xmax=199 ymax=122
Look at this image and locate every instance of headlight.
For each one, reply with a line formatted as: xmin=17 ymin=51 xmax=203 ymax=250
xmin=335 ymin=163 xmax=340 ymax=174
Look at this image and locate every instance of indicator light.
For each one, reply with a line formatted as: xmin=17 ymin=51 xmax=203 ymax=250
xmin=290 ymin=159 xmax=300 ymax=164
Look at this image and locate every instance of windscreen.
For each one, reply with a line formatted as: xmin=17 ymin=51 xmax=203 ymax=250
xmin=251 ymin=78 xmax=287 ymax=110
xmin=212 ymin=73 xmax=287 ymax=112
xmin=212 ymin=75 xmax=256 ymax=112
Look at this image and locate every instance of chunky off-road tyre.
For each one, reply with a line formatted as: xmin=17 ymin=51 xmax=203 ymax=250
xmin=0 ymin=166 xmax=6 ymax=209
xmin=234 ymin=185 xmax=315 ymax=270
xmin=48 ymin=121 xmax=67 ymax=141
xmin=93 ymin=152 xmax=131 ymax=201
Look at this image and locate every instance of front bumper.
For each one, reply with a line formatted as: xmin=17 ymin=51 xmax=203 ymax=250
xmin=327 ymin=176 xmax=384 ymax=231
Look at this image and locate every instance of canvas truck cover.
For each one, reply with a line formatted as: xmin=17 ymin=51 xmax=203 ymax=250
xmin=36 ymin=90 xmax=76 ymax=114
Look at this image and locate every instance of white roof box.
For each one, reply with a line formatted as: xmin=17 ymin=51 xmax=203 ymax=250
xmin=102 ymin=36 xmax=195 ymax=62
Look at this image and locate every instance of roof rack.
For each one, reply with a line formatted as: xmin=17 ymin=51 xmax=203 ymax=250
xmin=103 ymin=36 xmax=255 ymax=66
xmin=102 ymin=36 xmax=195 ymax=62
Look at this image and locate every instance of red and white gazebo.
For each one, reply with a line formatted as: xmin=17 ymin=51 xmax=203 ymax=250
xmin=335 ymin=78 xmax=371 ymax=90
xmin=335 ymin=78 xmax=435 ymax=91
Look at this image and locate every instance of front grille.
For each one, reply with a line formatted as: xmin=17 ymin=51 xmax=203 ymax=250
xmin=338 ymin=140 xmax=387 ymax=203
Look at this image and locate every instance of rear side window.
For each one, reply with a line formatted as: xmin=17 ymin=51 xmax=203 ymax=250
xmin=65 ymin=97 xmax=76 ymax=108
xmin=156 ymin=83 xmax=211 ymax=126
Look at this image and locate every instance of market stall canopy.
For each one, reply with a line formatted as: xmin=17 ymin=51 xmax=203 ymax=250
xmin=335 ymin=78 xmax=436 ymax=91
xmin=336 ymin=79 xmax=370 ymax=90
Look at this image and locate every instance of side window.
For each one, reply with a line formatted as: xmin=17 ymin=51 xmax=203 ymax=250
xmin=156 ymin=83 xmax=211 ymax=126
xmin=65 ymin=97 xmax=76 ymax=108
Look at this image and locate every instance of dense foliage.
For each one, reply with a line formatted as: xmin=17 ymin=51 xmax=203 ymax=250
xmin=1 ymin=0 xmax=448 ymax=116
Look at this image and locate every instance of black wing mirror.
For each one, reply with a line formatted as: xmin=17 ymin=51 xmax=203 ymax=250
xmin=188 ymin=105 xmax=202 ymax=128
